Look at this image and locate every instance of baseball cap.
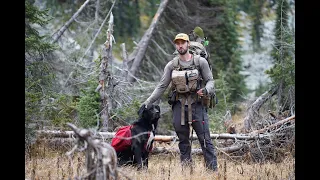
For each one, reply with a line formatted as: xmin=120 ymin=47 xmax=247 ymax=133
xmin=173 ymin=33 xmax=189 ymax=43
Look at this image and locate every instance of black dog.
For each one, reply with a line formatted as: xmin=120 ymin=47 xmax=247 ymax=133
xmin=116 ymin=104 xmax=160 ymax=170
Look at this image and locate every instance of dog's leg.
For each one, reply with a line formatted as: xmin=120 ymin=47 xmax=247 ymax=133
xmin=132 ymin=140 xmax=145 ymax=170
xmin=143 ymin=152 xmax=149 ymax=168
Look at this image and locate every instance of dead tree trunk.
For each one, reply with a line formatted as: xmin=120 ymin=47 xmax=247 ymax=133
xmin=126 ymin=0 xmax=169 ymax=82
xmin=51 ymin=0 xmax=91 ymax=43
xmin=66 ymin=123 xmax=118 ymax=180
xmin=243 ymin=86 xmax=278 ymax=132
xmin=120 ymin=43 xmax=129 ymax=78
xmin=98 ymin=12 xmax=114 ymax=131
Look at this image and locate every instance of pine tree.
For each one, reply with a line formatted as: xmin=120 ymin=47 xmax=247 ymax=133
xmin=208 ymin=0 xmax=248 ymax=102
xmin=238 ymin=0 xmax=266 ymax=51
xmin=25 ymin=0 xmax=56 ymax=149
xmin=265 ymin=0 xmax=294 ymax=112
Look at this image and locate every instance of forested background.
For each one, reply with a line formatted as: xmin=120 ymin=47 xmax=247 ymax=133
xmin=25 ymin=0 xmax=295 ymax=150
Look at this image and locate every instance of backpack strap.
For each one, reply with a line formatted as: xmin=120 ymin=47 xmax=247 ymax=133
xmin=193 ymin=54 xmax=203 ymax=80
xmin=172 ymin=56 xmax=180 ymax=70
xmin=193 ymin=54 xmax=201 ymax=70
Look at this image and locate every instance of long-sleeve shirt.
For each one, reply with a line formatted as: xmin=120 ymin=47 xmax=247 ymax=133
xmin=143 ymin=54 xmax=214 ymax=105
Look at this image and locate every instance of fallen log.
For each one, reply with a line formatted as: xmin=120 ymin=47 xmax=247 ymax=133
xmin=151 ymin=144 xmax=246 ymax=155
xmin=36 ymin=137 xmax=245 ymax=155
xmin=37 ymin=131 xmax=272 ymax=142
xmin=249 ymin=115 xmax=295 ymax=135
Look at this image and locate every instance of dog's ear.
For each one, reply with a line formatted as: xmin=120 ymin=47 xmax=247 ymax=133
xmin=138 ymin=104 xmax=147 ymax=118
xmin=155 ymin=105 xmax=160 ymax=113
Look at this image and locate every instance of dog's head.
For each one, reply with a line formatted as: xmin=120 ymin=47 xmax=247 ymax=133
xmin=138 ymin=104 xmax=160 ymax=126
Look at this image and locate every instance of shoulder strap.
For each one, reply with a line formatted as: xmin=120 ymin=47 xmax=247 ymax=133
xmin=172 ymin=56 xmax=180 ymax=69
xmin=193 ymin=54 xmax=200 ymax=70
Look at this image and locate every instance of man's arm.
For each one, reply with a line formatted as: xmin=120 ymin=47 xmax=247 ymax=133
xmin=143 ymin=61 xmax=173 ymax=105
xmin=199 ymin=57 xmax=215 ymax=95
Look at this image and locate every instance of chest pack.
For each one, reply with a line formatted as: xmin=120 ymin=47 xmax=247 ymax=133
xmin=172 ymin=67 xmax=200 ymax=94
xmin=171 ymin=54 xmax=202 ymax=92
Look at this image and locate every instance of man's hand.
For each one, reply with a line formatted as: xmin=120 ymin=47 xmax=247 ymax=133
xmin=197 ymin=88 xmax=207 ymax=97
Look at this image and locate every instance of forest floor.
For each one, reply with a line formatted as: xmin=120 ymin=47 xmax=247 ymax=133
xmin=25 ymin=140 xmax=295 ymax=180
xmin=25 ymin=101 xmax=295 ymax=180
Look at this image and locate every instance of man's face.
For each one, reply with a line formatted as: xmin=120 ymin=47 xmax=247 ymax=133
xmin=174 ymin=39 xmax=189 ymax=55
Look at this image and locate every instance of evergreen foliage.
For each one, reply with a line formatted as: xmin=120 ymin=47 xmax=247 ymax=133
xmin=113 ymin=0 xmax=140 ymax=38
xmin=25 ymin=1 xmax=56 ymax=149
xmin=208 ymin=70 xmax=236 ymax=133
xmin=77 ymin=80 xmax=101 ymax=128
xmin=250 ymin=0 xmax=264 ymax=51
xmin=109 ymin=99 xmax=142 ymax=125
xmin=238 ymin=0 xmax=266 ymax=51
xmin=265 ymin=0 xmax=294 ymax=111
xmin=47 ymin=94 xmax=78 ymax=128
xmin=208 ymin=0 xmax=248 ymax=102
xmin=25 ymin=1 xmax=54 ymax=56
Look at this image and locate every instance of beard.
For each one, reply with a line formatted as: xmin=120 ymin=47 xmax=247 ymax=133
xmin=177 ymin=48 xmax=188 ymax=55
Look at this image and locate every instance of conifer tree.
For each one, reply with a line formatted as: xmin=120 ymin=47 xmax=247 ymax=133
xmin=25 ymin=0 xmax=56 ymax=148
xmin=265 ymin=0 xmax=294 ymax=112
xmin=208 ymin=0 xmax=248 ymax=102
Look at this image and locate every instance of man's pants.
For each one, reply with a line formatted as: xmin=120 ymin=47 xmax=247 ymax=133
xmin=172 ymin=101 xmax=218 ymax=170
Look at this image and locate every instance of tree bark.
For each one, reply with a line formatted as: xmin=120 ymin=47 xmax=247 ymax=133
xmin=126 ymin=0 xmax=169 ymax=82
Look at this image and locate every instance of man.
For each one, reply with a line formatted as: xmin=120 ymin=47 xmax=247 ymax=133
xmin=173 ymin=26 xmax=209 ymax=62
xmin=141 ymin=33 xmax=218 ymax=172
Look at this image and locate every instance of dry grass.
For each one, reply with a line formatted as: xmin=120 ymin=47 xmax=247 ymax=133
xmin=25 ymin=143 xmax=295 ymax=180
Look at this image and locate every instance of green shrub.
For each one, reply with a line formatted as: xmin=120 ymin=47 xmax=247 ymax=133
xmin=77 ymin=81 xmax=100 ymax=128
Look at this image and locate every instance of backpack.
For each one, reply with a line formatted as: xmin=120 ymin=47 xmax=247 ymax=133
xmin=111 ymin=125 xmax=133 ymax=152
xmin=111 ymin=125 xmax=154 ymax=152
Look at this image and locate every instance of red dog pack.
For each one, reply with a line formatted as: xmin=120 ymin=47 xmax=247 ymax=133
xmin=111 ymin=125 xmax=133 ymax=152
xmin=111 ymin=125 xmax=154 ymax=152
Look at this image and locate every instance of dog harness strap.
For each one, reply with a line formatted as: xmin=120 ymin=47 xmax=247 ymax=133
xmin=180 ymin=95 xmax=186 ymax=125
